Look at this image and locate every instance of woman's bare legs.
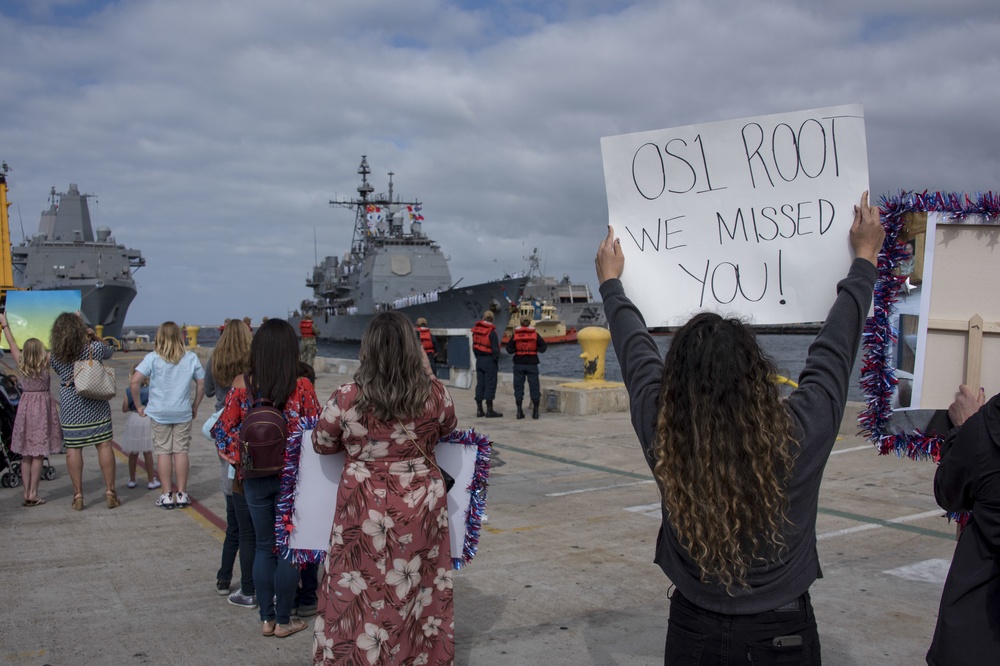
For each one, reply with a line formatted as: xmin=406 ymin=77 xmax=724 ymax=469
xmin=95 ymin=440 xmax=117 ymax=493
xmin=66 ymin=447 xmax=84 ymax=501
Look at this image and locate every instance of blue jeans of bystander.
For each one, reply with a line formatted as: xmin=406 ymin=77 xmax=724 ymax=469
xmin=243 ymin=475 xmax=300 ymax=624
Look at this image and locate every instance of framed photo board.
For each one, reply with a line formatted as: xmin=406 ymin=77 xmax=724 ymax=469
xmin=859 ymin=192 xmax=1000 ymax=460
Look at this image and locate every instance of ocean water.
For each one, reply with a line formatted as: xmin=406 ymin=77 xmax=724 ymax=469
xmin=132 ymin=325 xmax=864 ymax=402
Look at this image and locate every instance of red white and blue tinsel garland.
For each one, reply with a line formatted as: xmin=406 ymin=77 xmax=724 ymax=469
xmin=277 ymin=414 xmax=320 ymax=565
xmin=439 ymin=427 xmax=493 ymax=570
xmin=858 ymin=191 xmax=1000 ymax=462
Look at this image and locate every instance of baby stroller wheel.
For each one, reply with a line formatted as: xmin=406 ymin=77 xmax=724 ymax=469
xmin=0 ymin=471 xmax=9 ymax=487
xmin=7 ymin=471 xmax=20 ymax=488
xmin=44 ymin=465 xmax=56 ymax=480
xmin=12 ymin=461 xmax=21 ymax=477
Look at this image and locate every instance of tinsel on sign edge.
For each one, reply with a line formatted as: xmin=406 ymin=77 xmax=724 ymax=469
xmin=281 ymin=425 xmax=493 ymax=567
xmin=440 ymin=427 xmax=493 ymax=570
xmin=858 ymin=191 xmax=999 ymax=526
xmin=279 ymin=414 xmax=323 ymax=566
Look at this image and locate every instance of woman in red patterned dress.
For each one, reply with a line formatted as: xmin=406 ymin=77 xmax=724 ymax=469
xmin=312 ymin=311 xmax=458 ymax=665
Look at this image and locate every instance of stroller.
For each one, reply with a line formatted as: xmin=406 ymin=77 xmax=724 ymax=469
xmin=0 ymin=367 xmax=56 ymax=488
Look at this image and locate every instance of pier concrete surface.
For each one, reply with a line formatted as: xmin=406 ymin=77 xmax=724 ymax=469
xmin=0 ymin=355 xmax=956 ymax=665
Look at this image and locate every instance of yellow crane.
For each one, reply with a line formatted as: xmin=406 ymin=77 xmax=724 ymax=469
xmin=0 ymin=162 xmax=18 ymax=301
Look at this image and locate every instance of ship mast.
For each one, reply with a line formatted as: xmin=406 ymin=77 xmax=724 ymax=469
xmin=328 ymin=155 xmax=424 ymax=261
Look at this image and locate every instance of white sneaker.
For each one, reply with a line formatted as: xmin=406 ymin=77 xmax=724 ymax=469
xmin=174 ymin=491 xmax=190 ymax=507
xmin=147 ymin=479 xmax=162 ymax=490
xmin=155 ymin=492 xmax=174 ymax=509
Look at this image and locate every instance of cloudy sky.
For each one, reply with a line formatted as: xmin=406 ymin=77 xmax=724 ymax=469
xmin=2 ymin=0 xmax=998 ymax=326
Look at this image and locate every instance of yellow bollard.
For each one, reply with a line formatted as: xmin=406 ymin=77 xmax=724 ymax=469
xmin=94 ymin=324 xmax=104 ymax=339
xmin=186 ymin=325 xmax=201 ymax=348
xmin=578 ymin=326 xmax=611 ymax=381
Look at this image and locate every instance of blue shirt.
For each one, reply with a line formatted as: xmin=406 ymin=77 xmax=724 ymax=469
xmin=135 ymin=351 xmax=205 ymax=424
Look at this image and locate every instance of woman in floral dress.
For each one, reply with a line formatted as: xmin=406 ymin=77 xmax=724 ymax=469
xmin=312 ymin=311 xmax=458 ymax=665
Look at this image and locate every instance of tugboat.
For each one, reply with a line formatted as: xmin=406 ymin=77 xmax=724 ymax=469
xmin=502 ymin=299 xmax=578 ymax=346
xmin=520 ymin=248 xmax=605 ymax=330
xmin=291 ymin=156 xmax=527 ymax=341
xmin=5 ymin=175 xmax=145 ymax=341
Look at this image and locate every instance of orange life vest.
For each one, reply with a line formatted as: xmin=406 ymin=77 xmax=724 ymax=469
xmin=417 ymin=326 xmax=434 ymax=355
xmin=299 ymin=318 xmax=315 ymax=338
xmin=472 ymin=320 xmax=495 ymax=353
xmin=513 ymin=326 xmax=538 ymax=356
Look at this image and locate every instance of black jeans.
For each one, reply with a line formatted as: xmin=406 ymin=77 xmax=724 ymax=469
xmin=216 ymin=491 xmax=256 ymax=595
xmin=665 ymin=589 xmax=821 ymax=665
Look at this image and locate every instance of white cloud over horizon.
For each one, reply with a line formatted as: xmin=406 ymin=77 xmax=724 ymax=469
xmin=2 ymin=0 xmax=998 ymax=325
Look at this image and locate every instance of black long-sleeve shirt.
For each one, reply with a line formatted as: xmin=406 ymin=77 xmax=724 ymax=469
xmin=601 ymin=257 xmax=876 ymax=614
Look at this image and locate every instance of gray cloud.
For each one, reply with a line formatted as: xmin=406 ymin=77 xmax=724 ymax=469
xmin=2 ymin=0 xmax=997 ymax=324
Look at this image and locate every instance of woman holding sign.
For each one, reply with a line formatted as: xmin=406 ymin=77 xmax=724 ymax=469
xmin=595 ymin=192 xmax=883 ymax=663
xmin=311 ymin=311 xmax=457 ymax=666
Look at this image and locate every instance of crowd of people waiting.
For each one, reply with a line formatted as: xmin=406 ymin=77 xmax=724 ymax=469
xmin=3 ymin=190 xmax=999 ymax=664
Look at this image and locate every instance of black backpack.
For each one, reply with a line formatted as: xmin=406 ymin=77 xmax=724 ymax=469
xmin=240 ymin=390 xmax=288 ymax=479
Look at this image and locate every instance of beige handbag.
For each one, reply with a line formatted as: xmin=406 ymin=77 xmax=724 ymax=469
xmin=73 ymin=343 xmax=117 ymax=400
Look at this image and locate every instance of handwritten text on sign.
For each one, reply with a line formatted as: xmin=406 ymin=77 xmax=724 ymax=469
xmin=601 ymin=104 xmax=869 ymax=327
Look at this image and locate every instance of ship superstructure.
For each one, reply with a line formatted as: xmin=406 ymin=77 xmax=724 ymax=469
xmin=294 ymin=156 xmax=525 ymax=341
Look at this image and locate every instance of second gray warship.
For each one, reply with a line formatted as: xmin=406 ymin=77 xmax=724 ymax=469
xmin=292 ymin=156 xmax=526 ymax=341
xmin=518 ymin=248 xmax=606 ymax=330
xmin=12 ymin=184 xmax=145 ymax=341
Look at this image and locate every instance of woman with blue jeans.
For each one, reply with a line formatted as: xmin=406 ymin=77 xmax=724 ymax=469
xmin=213 ymin=319 xmax=321 ymax=638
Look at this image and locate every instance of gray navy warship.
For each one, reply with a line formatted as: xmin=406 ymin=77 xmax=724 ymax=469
xmin=291 ymin=156 xmax=526 ymax=341
xmin=11 ymin=183 xmax=145 ymax=341
xmin=519 ymin=248 xmax=606 ymax=330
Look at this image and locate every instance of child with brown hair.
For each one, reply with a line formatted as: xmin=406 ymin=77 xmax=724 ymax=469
xmin=121 ymin=364 xmax=160 ymax=490
xmin=0 ymin=313 xmax=62 ymax=506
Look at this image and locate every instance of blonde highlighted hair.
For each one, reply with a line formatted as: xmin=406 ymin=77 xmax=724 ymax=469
xmin=17 ymin=338 xmax=49 ymax=379
xmin=354 ymin=311 xmax=432 ymax=422
xmin=155 ymin=321 xmax=185 ymax=364
xmin=210 ymin=319 xmax=252 ymax=388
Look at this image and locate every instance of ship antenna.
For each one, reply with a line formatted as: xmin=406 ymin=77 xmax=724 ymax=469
xmin=388 ymin=171 xmax=394 ymax=202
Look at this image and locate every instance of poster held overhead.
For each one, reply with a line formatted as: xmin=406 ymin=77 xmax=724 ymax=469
xmin=2 ymin=290 xmax=83 ymax=350
xmin=601 ymin=104 xmax=869 ymax=327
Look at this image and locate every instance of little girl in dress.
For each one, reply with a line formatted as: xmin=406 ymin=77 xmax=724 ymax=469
xmin=0 ymin=313 xmax=62 ymax=506
xmin=121 ymin=365 xmax=159 ymax=490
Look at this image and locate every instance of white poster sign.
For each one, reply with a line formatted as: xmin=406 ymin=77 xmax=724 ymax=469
xmin=601 ymin=104 xmax=869 ymax=326
xmin=289 ymin=430 xmax=477 ymax=561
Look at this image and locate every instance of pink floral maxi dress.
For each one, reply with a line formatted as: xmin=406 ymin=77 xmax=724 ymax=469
xmin=311 ymin=380 xmax=458 ymax=666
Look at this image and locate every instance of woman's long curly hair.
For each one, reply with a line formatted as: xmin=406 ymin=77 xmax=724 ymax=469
xmin=50 ymin=312 xmax=88 ymax=364
xmin=354 ymin=311 xmax=431 ymax=422
xmin=210 ymin=319 xmax=252 ymax=388
xmin=654 ymin=312 xmax=796 ymax=593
